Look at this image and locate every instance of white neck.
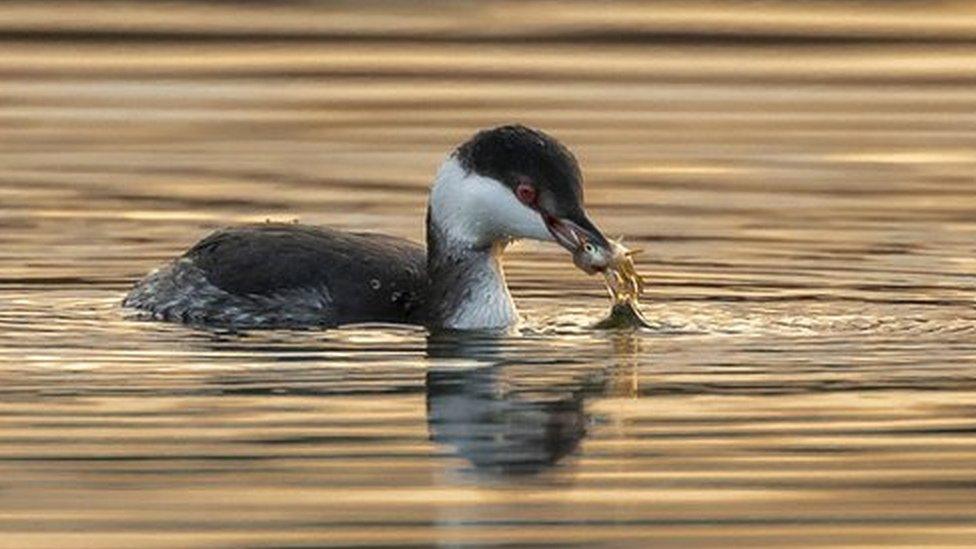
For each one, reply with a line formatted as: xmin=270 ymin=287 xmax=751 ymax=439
xmin=426 ymin=237 xmax=518 ymax=331
xmin=425 ymin=156 xmax=548 ymax=330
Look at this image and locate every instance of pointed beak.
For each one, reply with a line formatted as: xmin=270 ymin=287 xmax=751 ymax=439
xmin=544 ymin=211 xmax=614 ymax=274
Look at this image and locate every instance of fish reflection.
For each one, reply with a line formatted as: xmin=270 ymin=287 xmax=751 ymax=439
xmin=424 ymin=331 xmax=641 ymax=475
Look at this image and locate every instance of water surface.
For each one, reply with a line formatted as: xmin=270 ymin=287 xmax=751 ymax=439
xmin=1 ymin=1 xmax=976 ymax=547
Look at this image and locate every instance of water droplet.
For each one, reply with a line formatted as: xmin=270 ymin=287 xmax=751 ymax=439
xmin=370 ymin=278 xmax=381 ymax=290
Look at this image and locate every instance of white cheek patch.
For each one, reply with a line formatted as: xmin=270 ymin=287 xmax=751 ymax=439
xmin=429 ymin=157 xmax=553 ymax=247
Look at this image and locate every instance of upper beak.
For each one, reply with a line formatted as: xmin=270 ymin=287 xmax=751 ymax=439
xmin=544 ymin=211 xmax=614 ymax=274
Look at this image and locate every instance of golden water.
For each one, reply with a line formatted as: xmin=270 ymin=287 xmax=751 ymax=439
xmin=1 ymin=1 xmax=976 ymax=547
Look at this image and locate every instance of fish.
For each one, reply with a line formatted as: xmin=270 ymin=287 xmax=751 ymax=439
xmin=581 ymin=237 xmax=652 ymax=330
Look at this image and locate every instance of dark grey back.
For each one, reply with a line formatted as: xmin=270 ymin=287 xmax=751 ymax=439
xmin=186 ymin=223 xmax=427 ymax=325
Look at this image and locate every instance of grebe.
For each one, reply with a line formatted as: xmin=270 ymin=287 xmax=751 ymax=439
xmin=123 ymin=125 xmax=614 ymax=330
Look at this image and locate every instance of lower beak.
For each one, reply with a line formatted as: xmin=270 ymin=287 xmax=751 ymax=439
xmin=544 ymin=213 xmax=614 ymax=274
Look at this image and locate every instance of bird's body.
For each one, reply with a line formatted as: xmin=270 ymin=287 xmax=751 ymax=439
xmin=124 ymin=125 xmax=615 ymax=331
xmin=124 ymin=223 xmax=427 ymax=327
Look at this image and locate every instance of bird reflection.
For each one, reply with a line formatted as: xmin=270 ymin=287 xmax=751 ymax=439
xmin=184 ymin=325 xmax=644 ymax=478
xmin=426 ymin=364 xmax=588 ymax=475
xmin=424 ymin=331 xmax=639 ymax=476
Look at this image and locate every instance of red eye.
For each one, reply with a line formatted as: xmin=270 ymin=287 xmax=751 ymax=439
xmin=516 ymin=182 xmax=537 ymax=205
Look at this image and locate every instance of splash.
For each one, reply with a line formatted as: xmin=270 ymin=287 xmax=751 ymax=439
xmin=593 ymin=238 xmax=652 ymax=330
